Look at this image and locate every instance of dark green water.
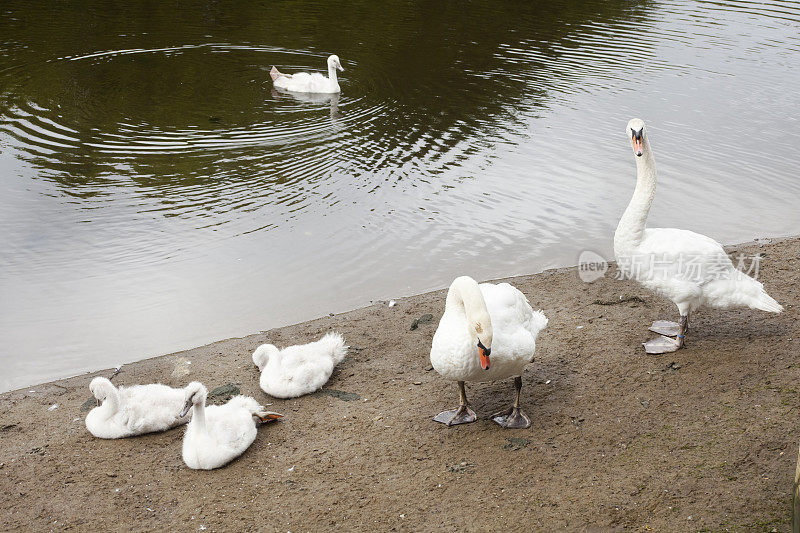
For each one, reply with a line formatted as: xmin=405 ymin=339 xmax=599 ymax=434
xmin=1 ymin=0 xmax=799 ymax=390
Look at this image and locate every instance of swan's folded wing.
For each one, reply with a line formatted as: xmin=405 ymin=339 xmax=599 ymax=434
xmin=480 ymin=283 xmax=540 ymax=332
xmin=636 ymin=228 xmax=736 ymax=284
xmin=640 ymin=228 xmax=726 ymax=257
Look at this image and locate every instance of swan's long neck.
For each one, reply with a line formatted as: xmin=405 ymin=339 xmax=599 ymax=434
xmin=267 ymin=349 xmax=282 ymax=369
xmin=100 ymin=384 xmax=121 ymax=419
xmin=327 ymin=64 xmax=338 ymax=84
xmin=614 ymin=138 xmax=657 ymax=254
xmin=445 ymin=277 xmax=488 ymax=334
xmin=192 ymin=399 xmax=208 ymax=434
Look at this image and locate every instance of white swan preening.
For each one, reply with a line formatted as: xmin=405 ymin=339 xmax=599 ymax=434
xmin=252 ymin=332 xmax=348 ymax=399
xmin=270 ymin=54 xmax=344 ymax=94
xmin=430 ymin=276 xmax=548 ymax=429
xmin=614 ymin=118 xmax=783 ymax=354
xmin=180 ymin=382 xmax=282 ymax=470
xmin=85 ymin=377 xmax=191 ymax=439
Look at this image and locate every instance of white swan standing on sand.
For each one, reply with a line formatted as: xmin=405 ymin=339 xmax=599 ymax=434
xmin=430 ymin=276 xmax=548 ymax=429
xmin=614 ymin=118 xmax=783 ymax=354
xmin=270 ymin=54 xmax=344 ymax=94
xmin=180 ymin=382 xmax=282 ymax=470
xmin=85 ymin=377 xmax=191 ymax=439
xmin=252 ymin=332 xmax=348 ymax=398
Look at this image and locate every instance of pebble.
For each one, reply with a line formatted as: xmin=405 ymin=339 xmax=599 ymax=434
xmin=413 ymin=381 xmax=422 ymax=385
xmin=410 ymin=314 xmax=434 ymax=331
xmin=171 ymin=357 xmax=192 ymax=379
xmin=209 ymin=383 xmax=240 ymax=400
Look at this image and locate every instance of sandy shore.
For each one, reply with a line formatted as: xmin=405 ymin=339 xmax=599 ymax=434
xmin=1 ymin=236 xmax=798 ymax=531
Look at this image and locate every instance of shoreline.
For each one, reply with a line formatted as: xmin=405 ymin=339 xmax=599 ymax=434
xmin=1 ymin=235 xmax=798 ymax=530
xmin=3 ymin=233 xmax=788 ymax=396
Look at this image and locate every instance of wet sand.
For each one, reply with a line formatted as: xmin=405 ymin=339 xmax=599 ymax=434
xmin=1 ymin=236 xmax=798 ymax=531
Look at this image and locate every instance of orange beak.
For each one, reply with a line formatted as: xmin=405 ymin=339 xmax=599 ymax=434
xmin=478 ymin=346 xmax=490 ymax=370
xmin=258 ymin=412 xmax=284 ymax=423
xmin=631 ymin=127 xmax=644 ymax=157
xmin=633 ymin=137 xmax=644 ymax=156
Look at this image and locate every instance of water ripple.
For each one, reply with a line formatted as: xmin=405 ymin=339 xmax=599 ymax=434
xmin=2 ymin=0 xmax=800 ymax=391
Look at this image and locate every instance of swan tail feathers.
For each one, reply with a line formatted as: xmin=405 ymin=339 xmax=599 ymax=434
xmin=527 ymin=310 xmax=549 ymax=336
xmin=735 ymin=271 xmax=783 ymax=313
xmin=270 ymin=66 xmax=284 ymax=82
xmin=753 ymin=291 xmax=783 ymax=313
xmin=317 ymin=331 xmax=348 ymax=365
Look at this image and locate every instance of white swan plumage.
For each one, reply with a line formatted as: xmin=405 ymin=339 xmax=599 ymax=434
xmin=430 ymin=276 xmax=548 ymax=428
xmin=270 ymin=54 xmax=344 ymax=94
xmin=180 ymin=382 xmax=282 ymax=470
xmin=615 ymin=118 xmax=783 ymax=353
xmin=85 ymin=377 xmax=191 ymax=439
xmin=252 ymin=332 xmax=348 ymax=399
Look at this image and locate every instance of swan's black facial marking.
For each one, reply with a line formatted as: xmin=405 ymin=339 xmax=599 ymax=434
xmin=477 ymin=339 xmax=491 ymax=370
xmin=631 ymin=127 xmax=644 ymax=157
xmin=180 ymin=395 xmax=195 ymax=417
xmin=188 ymin=389 xmax=202 ymax=404
xmin=477 ymin=339 xmax=491 ymax=357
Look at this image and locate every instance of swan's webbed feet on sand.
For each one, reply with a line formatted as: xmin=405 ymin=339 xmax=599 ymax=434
xmin=649 ymin=320 xmax=681 ymax=337
xmin=643 ymin=336 xmax=681 ymax=354
xmin=433 ymin=404 xmax=477 ymax=426
xmin=644 ymin=316 xmax=688 ymax=354
xmin=492 ymin=406 xmax=531 ymax=429
xmin=434 ymin=381 xmax=477 ymax=426
xmin=491 ymin=376 xmax=531 ymax=429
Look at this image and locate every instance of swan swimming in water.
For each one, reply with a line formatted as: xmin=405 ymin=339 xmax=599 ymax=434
xmin=85 ymin=377 xmax=191 ymax=439
xmin=270 ymin=54 xmax=344 ymax=94
xmin=180 ymin=382 xmax=282 ymax=470
xmin=252 ymin=332 xmax=348 ymax=399
xmin=614 ymin=118 xmax=783 ymax=354
xmin=430 ymin=276 xmax=548 ymax=429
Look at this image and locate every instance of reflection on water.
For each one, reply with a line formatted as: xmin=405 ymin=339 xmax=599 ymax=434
xmin=1 ymin=0 xmax=799 ymax=391
xmin=272 ymin=89 xmax=341 ymax=119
